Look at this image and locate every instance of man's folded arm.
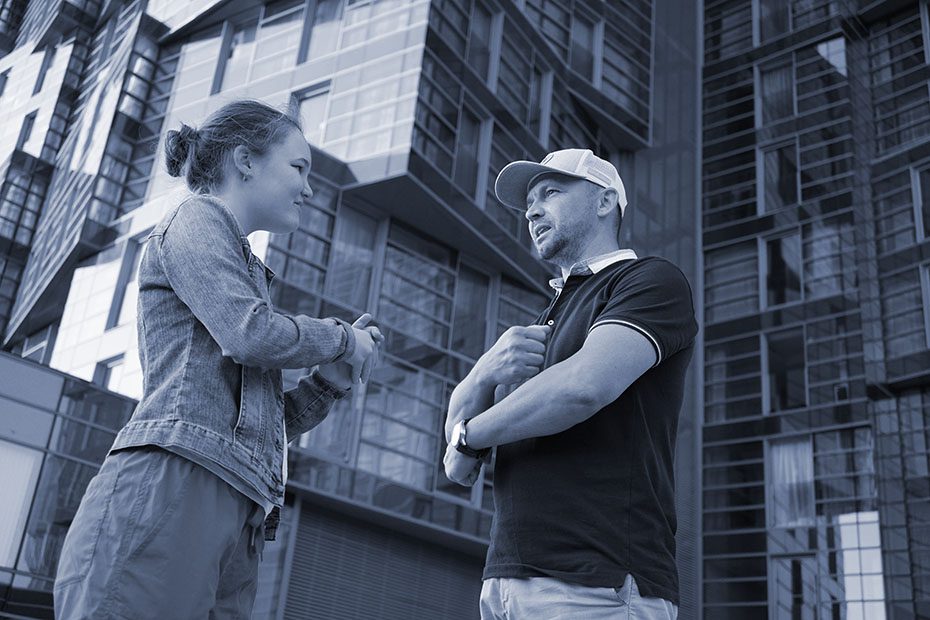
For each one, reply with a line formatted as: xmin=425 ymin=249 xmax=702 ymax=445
xmin=464 ymin=323 xmax=656 ymax=450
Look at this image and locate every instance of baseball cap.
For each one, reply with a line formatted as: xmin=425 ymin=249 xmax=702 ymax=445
xmin=494 ymin=148 xmax=628 ymax=215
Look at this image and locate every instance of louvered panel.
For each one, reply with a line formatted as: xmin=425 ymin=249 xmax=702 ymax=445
xmin=285 ymin=504 xmax=483 ymax=620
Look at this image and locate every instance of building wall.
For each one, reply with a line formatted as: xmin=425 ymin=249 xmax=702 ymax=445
xmin=701 ymin=0 xmax=930 ymax=618
xmin=0 ymin=0 xmax=708 ymax=617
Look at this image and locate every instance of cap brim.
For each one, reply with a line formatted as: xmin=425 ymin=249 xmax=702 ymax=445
xmin=494 ymin=161 xmax=586 ymax=211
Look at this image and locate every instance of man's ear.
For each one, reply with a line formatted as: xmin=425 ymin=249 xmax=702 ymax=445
xmin=596 ymin=187 xmax=619 ymax=218
xmin=231 ymin=144 xmax=253 ymax=177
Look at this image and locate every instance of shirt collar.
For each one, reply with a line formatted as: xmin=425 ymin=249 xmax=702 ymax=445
xmin=548 ymin=249 xmax=638 ymax=291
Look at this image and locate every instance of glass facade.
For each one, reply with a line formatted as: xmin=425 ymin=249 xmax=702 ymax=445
xmin=1 ymin=0 xmax=708 ymax=617
xmin=702 ymin=1 xmax=930 ymax=618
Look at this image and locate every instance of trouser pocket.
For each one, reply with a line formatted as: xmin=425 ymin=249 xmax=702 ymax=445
xmin=54 ymin=456 xmax=122 ymax=589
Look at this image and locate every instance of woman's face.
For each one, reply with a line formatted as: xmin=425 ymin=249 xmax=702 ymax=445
xmin=247 ymin=128 xmax=314 ymax=234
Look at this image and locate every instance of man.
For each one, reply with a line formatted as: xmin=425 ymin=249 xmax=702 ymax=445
xmin=443 ymin=149 xmax=697 ymax=619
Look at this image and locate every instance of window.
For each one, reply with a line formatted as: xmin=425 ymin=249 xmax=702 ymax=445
xmin=570 ymin=12 xmax=597 ymax=80
xmin=93 ymin=356 xmax=125 ymax=392
xmin=769 ymin=555 xmax=819 ymax=618
xmin=758 ymin=61 xmax=794 ymax=124
xmin=215 ymin=16 xmax=258 ymax=93
xmin=453 ymin=107 xmax=484 ymax=198
xmin=106 ymin=240 xmax=142 ymax=329
xmin=766 ymin=328 xmax=806 ymax=413
xmin=705 ymin=336 xmax=762 ymax=423
xmin=705 ymin=241 xmax=759 ymax=323
xmin=450 ymin=264 xmax=490 ymax=359
xmin=251 ymin=0 xmax=305 ymax=77
xmin=295 ymin=84 xmax=330 ymax=145
xmin=762 ymin=142 xmax=798 ymax=212
xmin=767 ymin=436 xmax=815 ymax=527
xmin=467 ymin=1 xmax=494 ymax=82
xmin=0 ymin=440 xmax=43 ymax=566
xmin=324 ymin=206 xmax=379 ymax=311
xmin=803 ymin=215 xmax=855 ymax=299
xmin=765 ymin=233 xmax=802 ymax=307
xmin=759 ymin=0 xmax=790 ymax=42
xmin=16 ymin=112 xmax=37 ymax=150
xmin=300 ymin=0 xmax=342 ymax=62
xmin=911 ymin=166 xmax=930 ymax=241
xmin=32 ymin=47 xmax=55 ymax=95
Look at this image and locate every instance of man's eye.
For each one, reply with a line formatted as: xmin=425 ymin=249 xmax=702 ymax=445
xmin=545 ymin=188 xmax=558 ymax=197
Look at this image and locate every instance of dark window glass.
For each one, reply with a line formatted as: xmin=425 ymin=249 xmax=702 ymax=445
xmin=454 ymin=108 xmax=482 ymax=197
xmin=763 ymin=143 xmax=798 ymax=211
xmin=766 ymin=233 xmax=802 ymax=306
xmin=16 ymin=112 xmax=36 ymax=150
xmin=570 ymin=12 xmax=596 ymax=79
xmin=467 ymin=2 xmax=493 ymax=81
xmin=759 ymin=0 xmax=789 ymax=41
xmin=451 ymin=265 xmax=489 ymax=358
xmin=916 ymin=168 xmax=930 ymax=240
xmin=760 ymin=62 xmax=793 ymax=123
xmin=767 ymin=328 xmax=806 ymax=412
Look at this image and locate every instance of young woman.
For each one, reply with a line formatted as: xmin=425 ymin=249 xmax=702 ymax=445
xmin=54 ymin=99 xmax=381 ymax=618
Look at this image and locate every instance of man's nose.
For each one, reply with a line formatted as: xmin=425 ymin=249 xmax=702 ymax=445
xmin=525 ymin=200 xmax=543 ymax=221
xmin=302 ymin=184 xmax=314 ymax=200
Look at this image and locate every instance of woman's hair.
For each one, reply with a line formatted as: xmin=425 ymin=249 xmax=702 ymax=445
xmin=164 ymin=99 xmax=302 ymax=193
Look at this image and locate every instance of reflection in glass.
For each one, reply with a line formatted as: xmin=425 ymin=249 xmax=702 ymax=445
xmin=0 ymin=440 xmax=43 ymax=567
xmin=220 ymin=20 xmax=258 ymax=91
xmin=324 ymin=207 xmax=378 ymax=310
xmin=305 ymin=0 xmax=342 ymax=60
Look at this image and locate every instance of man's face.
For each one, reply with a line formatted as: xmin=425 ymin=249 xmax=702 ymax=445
xmin=525 ymin=174 xmax=598 ymax=265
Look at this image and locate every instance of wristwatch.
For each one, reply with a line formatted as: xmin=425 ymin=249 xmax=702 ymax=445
xmin=450 ymin=419 xmax=491 ymax=462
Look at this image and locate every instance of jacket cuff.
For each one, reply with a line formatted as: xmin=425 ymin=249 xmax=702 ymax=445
xmin=310 ymin=370 xmax=351 ymax=400
xmin=331 ymin=317 xmax=356 ymax=363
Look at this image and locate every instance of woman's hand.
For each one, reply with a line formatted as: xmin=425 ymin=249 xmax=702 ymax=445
xmin=319 ymin=313 xmax=383 ymax=388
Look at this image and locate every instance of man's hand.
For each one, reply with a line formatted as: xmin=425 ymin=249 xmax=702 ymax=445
xmin=319 ymin=313 xmax=384 ymax=388
xmin=472 ymin=324 xmax=550 ymax=387
xmin=443 ymin=441 xmax=482 ymax=487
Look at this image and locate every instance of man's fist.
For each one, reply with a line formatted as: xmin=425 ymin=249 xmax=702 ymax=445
xmin=473 ymin=324 xmax=550 ymax=387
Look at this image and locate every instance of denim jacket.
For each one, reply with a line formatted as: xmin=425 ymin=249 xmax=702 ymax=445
xmin=110 ymin=194 xmax=354 ymax=517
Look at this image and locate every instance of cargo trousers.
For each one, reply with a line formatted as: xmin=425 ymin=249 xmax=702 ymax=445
xmin=54 ymin=446 xmax=266 ymax=620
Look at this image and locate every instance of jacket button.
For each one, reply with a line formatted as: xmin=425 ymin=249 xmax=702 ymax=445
xmin=547 ymin=320 xmax=554 ymax=326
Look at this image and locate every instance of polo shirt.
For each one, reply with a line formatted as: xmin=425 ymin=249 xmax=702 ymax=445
xmin=483 ymin=253 xmax=698 ymax=605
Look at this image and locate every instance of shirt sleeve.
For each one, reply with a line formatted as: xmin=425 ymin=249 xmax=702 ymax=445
xmin=589 ymin=258 xmax=697 ymax=367
xmin=157 ymin=196 xmax=353 ymax=369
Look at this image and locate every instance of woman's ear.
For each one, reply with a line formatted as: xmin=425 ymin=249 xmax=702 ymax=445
xmin=231 ymin=144 xmax=253 ymax=180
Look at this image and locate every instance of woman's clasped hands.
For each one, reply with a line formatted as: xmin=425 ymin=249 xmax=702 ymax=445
xmin=316 ymin=313 xmax=384 ymax=390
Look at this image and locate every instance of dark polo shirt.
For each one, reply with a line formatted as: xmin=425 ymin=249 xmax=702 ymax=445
xmin=483 ymin=255 xmax=697 ymax=605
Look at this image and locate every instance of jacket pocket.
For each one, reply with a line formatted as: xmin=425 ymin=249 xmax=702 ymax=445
xmin=234 ymin=365 xmax=266 ymax=459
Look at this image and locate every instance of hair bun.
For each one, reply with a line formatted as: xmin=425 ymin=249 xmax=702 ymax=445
xmin=164 ymin=123 xmax=198 ymax=177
